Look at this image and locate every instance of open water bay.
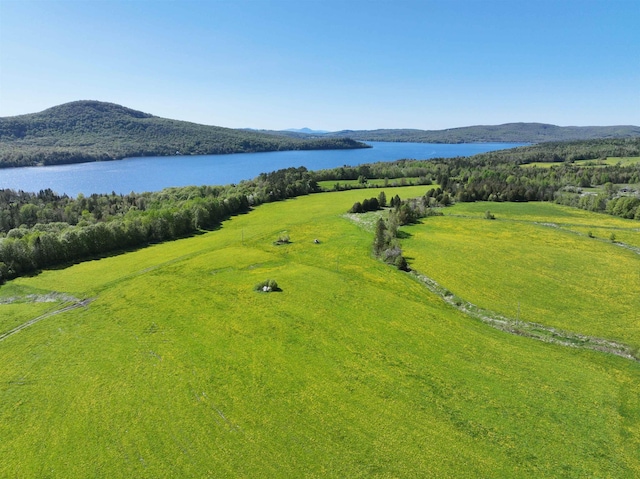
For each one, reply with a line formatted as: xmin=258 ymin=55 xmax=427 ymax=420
xmin=0 ymin=142 xmax=525 ymax=196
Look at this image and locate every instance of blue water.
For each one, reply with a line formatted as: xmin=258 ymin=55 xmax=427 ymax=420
xmin=0 ymin=142 xmax=525 ymax=197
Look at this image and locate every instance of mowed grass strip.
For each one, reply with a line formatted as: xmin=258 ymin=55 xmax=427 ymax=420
xmin=403 ymin=201 xmax=640 ymax=347
xmin=1 ymin=187 xmax=640 ymax=477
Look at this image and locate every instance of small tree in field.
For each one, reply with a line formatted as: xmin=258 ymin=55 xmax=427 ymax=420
xmin=349 ymin=201 xmax=363 ymax=213
xmin=378 ymin=191 xmax=387 ymax=208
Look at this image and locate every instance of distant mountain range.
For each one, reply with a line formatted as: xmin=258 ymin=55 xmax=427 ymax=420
xmin=278 ymin=123 xmax=640 ymax=144
xmin=0 ymin=101 xmax=367 ymax=168
xmin=285 ymin=128 xmax=329 ymax=134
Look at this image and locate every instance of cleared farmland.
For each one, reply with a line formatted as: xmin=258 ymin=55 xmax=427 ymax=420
xmin=1 ymin=187 xmax=639 ymax=478
xmin=402 ymin=201 xmax=640 ymax=347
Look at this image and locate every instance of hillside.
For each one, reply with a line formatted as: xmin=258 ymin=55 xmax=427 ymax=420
xmin=0 ymin=101 xmax=368 ymax=168
xmin=469 ymin=137 xmax=640 ymax=163
xmin=321 ymin=123 xmax=640 ymax=143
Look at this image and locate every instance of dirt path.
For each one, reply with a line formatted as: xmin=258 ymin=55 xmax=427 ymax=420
xmin=0 ymin=298 xmax=93 ymax=343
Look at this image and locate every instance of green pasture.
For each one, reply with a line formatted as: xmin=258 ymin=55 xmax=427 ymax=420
xmin=317 ymin=177 xmax=423 ymax=190
xmin=402 ymin=201 xmax=640 ymax=347
xmin=2 ymin=187 xmax=640 ymax=477
xmin=522 ymin=156 xmax=640 ymax=168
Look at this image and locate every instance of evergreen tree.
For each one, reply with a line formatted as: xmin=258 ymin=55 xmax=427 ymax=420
xmin=378 ymin=191 xmax=387 ymax=208
xmin=373 ymin=218 xmax=387 ymax=256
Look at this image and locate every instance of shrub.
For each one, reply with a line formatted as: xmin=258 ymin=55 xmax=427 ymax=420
xmin=274 ymin=234 xmax=290 ymax=245
xmin=254 ymin=279 xmax=280 ymax=292
xmin=394 ymin=254 xmax=409 ymax=271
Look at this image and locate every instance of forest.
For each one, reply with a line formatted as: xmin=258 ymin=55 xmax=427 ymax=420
xmin=0 ymin=101 xmax=367 ymax=168
xmin=1 ymin=138 xmax=639 ymax=283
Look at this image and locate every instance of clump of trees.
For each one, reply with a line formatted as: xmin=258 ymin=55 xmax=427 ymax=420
xmin=348 ymin=192 xmax=387 ymax=213
xmin=373 ymin=217 xmax=408 ymax=271
xmin=371 ymin=192 xmax=446 ymax=271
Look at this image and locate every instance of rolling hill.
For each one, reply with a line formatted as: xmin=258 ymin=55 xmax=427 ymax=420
xmin=0 ymin=101 xmax=368 ymax=168
xmin=280 ymin=123 xmax=640 ymax=143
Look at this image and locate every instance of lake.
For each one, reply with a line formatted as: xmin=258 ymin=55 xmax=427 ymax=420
xmin=0 ymin=142 xmax=526 ymax=197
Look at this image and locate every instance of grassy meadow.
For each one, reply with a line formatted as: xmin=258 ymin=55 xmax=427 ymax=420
xmin=402 ymin=201 xmax=640 ymax=347
xmin=522 ymin=156 xmax=640 ymax=168
xmin=2 ymin=186 xmax=640 ymax=477
xmin=317 ymin=177 xmax=423 ymax=190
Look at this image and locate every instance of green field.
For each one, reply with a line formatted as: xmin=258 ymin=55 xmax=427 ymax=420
xmin=402 ymin=201 xmax=640 ymax=347
xmin=317 ymin=177 xmax=424 ymax=190
xmin=2 ymin=187 xmax=640 ymax=477
xmin=522 ymin=156 xmax=640 ymax=168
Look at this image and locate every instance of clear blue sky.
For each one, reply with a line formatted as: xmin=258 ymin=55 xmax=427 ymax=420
xmin=1 ymin=0 xmax=638 ymax=130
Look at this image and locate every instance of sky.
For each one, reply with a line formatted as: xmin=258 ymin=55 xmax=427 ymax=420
xmin=0 ymin=0 xmax=638 ymax=130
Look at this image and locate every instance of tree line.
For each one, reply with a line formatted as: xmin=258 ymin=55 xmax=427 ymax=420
xmin=0 ymin=166 xmax=319 ymax=282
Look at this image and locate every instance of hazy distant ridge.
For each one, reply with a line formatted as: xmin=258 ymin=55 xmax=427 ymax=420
xmin=280 ymin=123 xmax=640 ymax=143
xmin=0 ymin=101 xmax=367 ymax=168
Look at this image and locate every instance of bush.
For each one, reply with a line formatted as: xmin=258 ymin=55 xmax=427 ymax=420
xmin=274 ymin=234 xmax=290 ymax=245
xmin=394 ymin=254 xmax=409 ymax=271
xmin=254 ymin=279 xmax=280 ymax=292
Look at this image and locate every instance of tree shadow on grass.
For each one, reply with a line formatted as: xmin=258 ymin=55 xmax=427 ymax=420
xmin=18 ymin=223 xmax=226 ymax=278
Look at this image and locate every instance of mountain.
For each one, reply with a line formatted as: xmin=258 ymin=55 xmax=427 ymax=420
xmin=323 ymin=123 xmax=640 ymax=143
xmin=285 ymin=128 xmax=329 ymax=134
xmin=0 ymin=101 xmax=368 ymax=168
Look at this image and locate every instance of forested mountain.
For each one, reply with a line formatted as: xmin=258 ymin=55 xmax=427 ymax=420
xmin=320 ymin=123 xmax=640 ymax=143
xmin=0 ymin=101 xmax=368 ymax=168
xmin=470 ymin=137 xmax=640 ymax=164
